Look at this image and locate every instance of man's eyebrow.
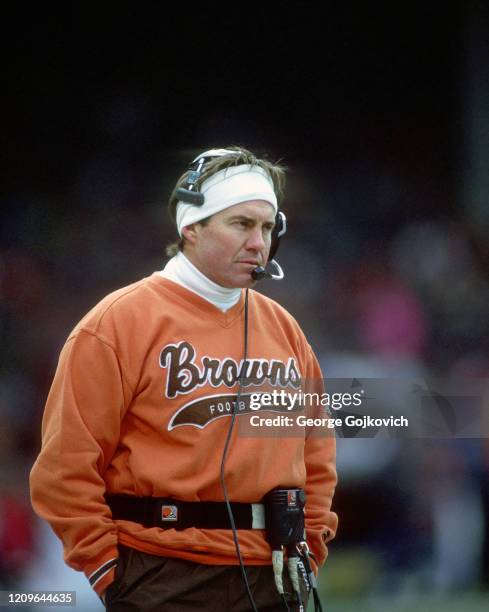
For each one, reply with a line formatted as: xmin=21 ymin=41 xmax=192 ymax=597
xmin=228 ymin=214 xmax=275 ymax=225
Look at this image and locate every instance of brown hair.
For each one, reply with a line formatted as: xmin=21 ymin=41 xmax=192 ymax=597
xmin=166 ymin=145 xmax=286 ymax=257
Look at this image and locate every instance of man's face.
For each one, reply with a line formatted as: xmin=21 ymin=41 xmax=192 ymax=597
xmin=182 ymin=200 xmax=276 ymax=289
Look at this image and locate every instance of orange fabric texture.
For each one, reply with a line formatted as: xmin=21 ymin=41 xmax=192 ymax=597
xmin=30 ymin=274 xmax=338 ymax=596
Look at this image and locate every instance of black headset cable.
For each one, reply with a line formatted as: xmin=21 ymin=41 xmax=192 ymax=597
xmin=219 ymin=289 xmax=260 ymax=612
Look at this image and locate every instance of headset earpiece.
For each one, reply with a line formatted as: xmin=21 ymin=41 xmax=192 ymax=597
xmin=176 ymin=188 xmax=205 ymax=206
xmin=177 ymin=149 xmax=240 ymax=206
xmin=268 ymin=211 xmax=287 ymax=262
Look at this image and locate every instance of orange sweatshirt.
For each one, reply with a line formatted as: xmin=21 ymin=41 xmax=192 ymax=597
xmin=30 ymin=273 xmax=338 ymax=597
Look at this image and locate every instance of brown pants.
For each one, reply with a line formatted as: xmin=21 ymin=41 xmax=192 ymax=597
xmin=105 ymin=544 xmax=309 ymax=611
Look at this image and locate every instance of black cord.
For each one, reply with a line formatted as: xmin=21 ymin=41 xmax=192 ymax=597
xmin=298 ymin=548 xmax=324 ymax=612
xmin=312 ymin=588 xmax=324 ymax=612
xmin=280 ymin=593 xmax=291 ymax=611
xmin=219 ymin=289 xmax=259 ymax=612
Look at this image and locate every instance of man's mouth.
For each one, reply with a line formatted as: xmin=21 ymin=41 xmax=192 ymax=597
xmin=237 ymin=260 xmax=261 ymax=266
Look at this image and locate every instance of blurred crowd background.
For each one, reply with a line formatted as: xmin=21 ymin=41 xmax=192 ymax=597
xmin=1 ymin=2 xmax=488 ymax=610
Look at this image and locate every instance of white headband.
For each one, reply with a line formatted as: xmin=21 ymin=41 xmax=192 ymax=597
xmin=176 ymin=164 xmax=278 ymax=237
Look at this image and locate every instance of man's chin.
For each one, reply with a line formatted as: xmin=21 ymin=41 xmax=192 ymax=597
xmin=222 ymin=273 xmax=256 ymax=289
xmin=239 ymin=271 xmax=259 ymax=288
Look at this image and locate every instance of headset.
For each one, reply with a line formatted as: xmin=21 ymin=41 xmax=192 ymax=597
xmin=176 ymin=148 xmax=287 ymax=281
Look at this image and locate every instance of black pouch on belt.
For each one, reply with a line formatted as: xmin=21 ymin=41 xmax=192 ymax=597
xmin=263 ymin=487 xmax=306 ymax=549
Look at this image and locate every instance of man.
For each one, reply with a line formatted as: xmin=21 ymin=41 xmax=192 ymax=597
xmin=30 ymin=146 xmax=338 ymax=611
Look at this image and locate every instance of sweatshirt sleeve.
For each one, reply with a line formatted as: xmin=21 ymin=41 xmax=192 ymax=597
xmin=29 ymin=328 xmax=133 ymax=597
xmin=302 ymin=345 xmax=338 ymax=567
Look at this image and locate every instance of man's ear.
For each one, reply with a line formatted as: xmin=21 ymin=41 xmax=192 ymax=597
xmin=182 ymin=224 xmax=198 ymax=245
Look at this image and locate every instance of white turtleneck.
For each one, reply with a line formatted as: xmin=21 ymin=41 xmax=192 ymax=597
xmin=159 ymin=251 xmax=242 ymax=312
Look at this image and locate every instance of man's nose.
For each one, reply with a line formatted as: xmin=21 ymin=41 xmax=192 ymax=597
xmin=245 ymin=227 xmax=266 ymax=252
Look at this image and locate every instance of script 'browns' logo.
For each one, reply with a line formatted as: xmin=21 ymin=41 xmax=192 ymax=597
xmin=159 ymin=341 xmax=302 ymax=429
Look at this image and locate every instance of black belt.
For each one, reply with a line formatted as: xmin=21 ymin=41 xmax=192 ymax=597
xmin=106 ymin=495 xmax=266 ymax=530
